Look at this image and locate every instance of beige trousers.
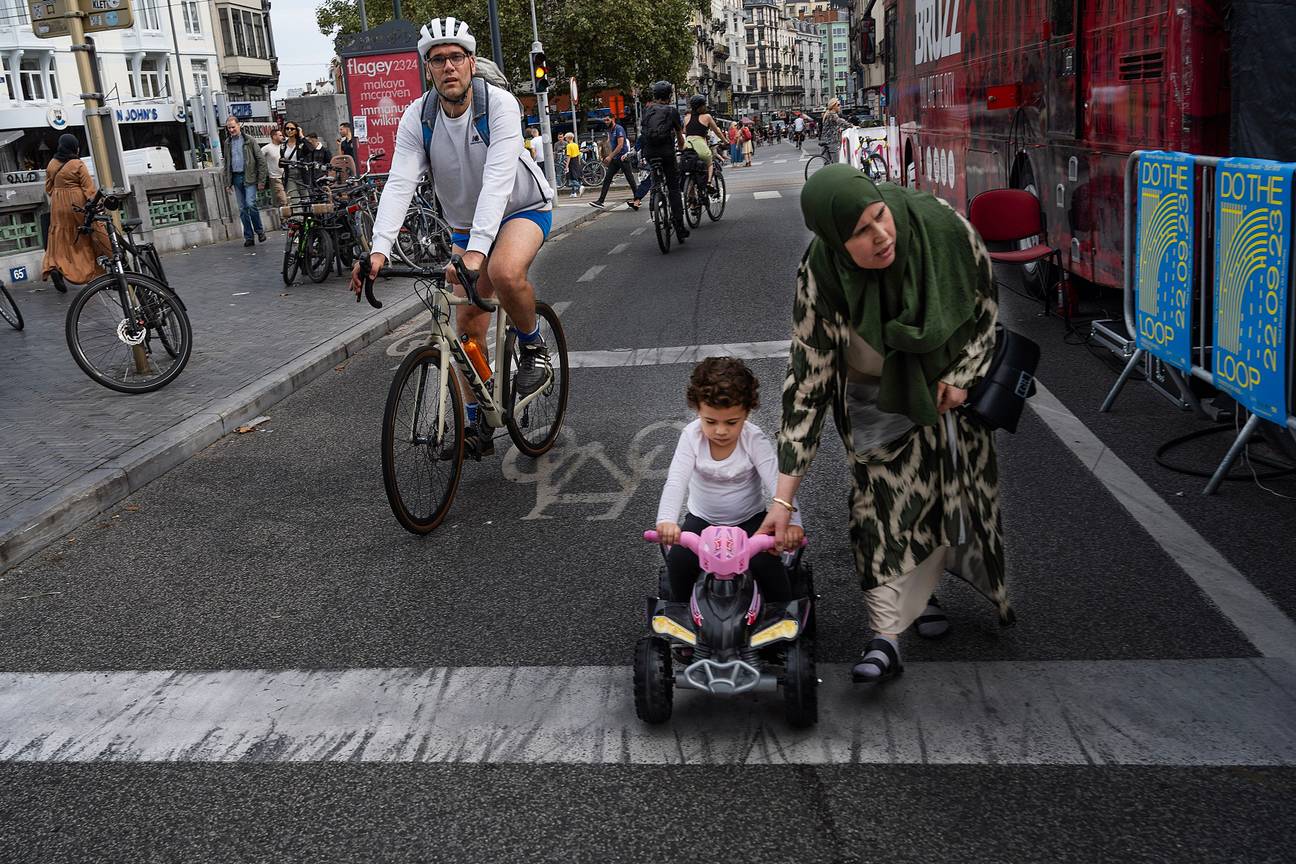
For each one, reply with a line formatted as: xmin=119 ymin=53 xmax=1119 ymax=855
xmin=864 ymin=546 xmax=948 ymax=634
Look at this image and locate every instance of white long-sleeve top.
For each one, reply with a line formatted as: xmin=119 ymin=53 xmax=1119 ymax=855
xmin=370 ymin=83 xmax=552 ymax=259
xmin=656 ymin=419 xmax=802 ymax=527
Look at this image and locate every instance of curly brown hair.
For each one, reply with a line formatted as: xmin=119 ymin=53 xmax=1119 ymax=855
xmin=686 ymin=357 xmax=760 ymax=412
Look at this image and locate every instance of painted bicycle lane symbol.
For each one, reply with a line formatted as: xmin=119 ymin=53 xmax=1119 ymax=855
xmin=500 ymin=420 xmax=684 ymax=521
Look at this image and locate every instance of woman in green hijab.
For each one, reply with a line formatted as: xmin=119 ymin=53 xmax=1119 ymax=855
xmin=760 ymin=164 xmax=1012 ymax=684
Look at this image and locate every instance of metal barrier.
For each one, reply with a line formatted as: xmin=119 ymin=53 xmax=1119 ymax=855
xmin=1101 ymin=150 xmax=1296 ymax=494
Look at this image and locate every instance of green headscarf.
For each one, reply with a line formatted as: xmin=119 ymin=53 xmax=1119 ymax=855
xmin=800 ymin=163 xmax=984 ymax=426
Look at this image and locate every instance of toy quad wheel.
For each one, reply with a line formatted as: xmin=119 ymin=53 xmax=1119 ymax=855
xmin=634 ymin=636 xmax=674 ymax=724
xmin=782 ymin=639 xmax=818 ymax=728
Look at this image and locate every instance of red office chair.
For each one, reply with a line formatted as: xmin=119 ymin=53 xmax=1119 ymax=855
xmin=968 ymin=189 xmax=1064 ymax=316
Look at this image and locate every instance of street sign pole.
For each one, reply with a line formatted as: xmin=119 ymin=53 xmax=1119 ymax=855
xmin=569 ymin=77 xmax=578 ymax=142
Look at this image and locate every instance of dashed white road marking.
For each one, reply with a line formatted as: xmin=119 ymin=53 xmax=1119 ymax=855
xmin=608 ymin=243 xmax=629 ymax=255
xmin=753 ymin=191 xmax=783 ymax=200
xmin=773 ymin=159 xmax=788 ymax=164
xmin=630 ymin=226 xmax=647 ymax=236
xmin=577 ymin=265 xmax=606 ymax=283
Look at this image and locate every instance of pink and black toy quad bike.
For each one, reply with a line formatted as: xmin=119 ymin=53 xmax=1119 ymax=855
xmin=635 ymin=526 xmax=818 ymax=728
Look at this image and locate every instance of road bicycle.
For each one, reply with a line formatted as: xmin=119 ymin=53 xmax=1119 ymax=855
xmin=358 ymin=255 xmax=570 ymax=533
xmin=0 ymin=283 xmax=22 ymax=331
xmin=65 ymin=191 xmax=191 ymax=393
xmin=804 ymin=138 xmax=888 ymax=183
xmin=682 ymin=150 xmax=726 ymax=229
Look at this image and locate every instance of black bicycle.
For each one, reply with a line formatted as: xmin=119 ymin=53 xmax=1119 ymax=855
xmin=647 ymin=157 xmax=677 ymax=255
xmin=682 ymin=150 xmax=726 ymax=228
xmin=0 ymin=284 xmax=22 ymax=331
xmin=65 ymin=191 xmax=191 ymax=393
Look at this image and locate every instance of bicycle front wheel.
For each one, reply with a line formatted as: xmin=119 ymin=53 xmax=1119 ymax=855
xmin=0 ymin=284 xmax=22 ymax=331
xmin=382 ymin=345 xmax=465 ymax=534
xmin=502 ymin=301 xmax=569 ymax=457
xmin=651 ymin=189 xmax=671 ymax=254
xmin=804 ymin=155 xmax=827 ymax=180
xmin=305 ymin=226 xmax=333 ymax=283
xmin=282 ymin=223 xmax=301 ymax=285
xmin=65 ymin=273 xmax=192 ymax=394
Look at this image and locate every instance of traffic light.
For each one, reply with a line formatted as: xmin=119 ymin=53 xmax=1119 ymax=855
xmin=530 ymin=51 xmax=549 ymax=93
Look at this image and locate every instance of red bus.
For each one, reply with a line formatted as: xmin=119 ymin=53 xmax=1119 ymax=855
xmin=880 ymin=0 xmax=1230 ymax=290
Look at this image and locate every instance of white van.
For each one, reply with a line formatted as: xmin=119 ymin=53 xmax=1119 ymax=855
xmin=82 ymin=146 xmax=177 ymax=184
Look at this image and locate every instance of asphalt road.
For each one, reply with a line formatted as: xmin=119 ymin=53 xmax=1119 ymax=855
xmin=2 ymin=144 xmax=1293 ymax=863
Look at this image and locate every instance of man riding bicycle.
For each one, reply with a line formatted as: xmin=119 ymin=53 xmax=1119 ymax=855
xmin=637 ymin=80 xmax=690 ymax=241
xmin=353 ymin=16 xmax=554 ymax=456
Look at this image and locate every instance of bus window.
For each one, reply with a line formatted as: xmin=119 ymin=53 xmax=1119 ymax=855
xmin=1051 ymin=0 xmax=1075 ymax=37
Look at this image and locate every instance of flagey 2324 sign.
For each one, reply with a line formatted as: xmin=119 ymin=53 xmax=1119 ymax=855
xmin=342 ymin=52 xmax=424 ymax=175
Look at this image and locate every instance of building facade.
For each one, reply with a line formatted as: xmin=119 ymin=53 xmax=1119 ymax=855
xmin=686 ymin=0 xmax=748 ymax=116
xmin=813 ymin=10 xmax=852 ymax=106
xmin=793 ymin=20 xmax=824 ymax=109
xmin=849 ymin=0 xmax=885 ymax=113
xmin=212 ymin=0 xmax=279 ymax=104
xmin=743 ymin=0 xmax=800 ymax=113
xmin=0 ymin=0 xmax=223 ymax=175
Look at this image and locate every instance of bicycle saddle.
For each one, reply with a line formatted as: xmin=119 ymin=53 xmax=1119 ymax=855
xmin=121 ymin=217 xmax=143 ymax=232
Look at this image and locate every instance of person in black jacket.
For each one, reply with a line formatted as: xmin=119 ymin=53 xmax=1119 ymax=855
xmin=337 ymin=122 xmax=358 ymax=165
xmin=638 ymin=80 xmax=689 ymax=240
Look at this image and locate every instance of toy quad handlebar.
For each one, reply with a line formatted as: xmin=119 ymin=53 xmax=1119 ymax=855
xmin=643 ymin=529 xmax=779 ymax=557
xmin=644 ymin=527 xmax=804 ymax=577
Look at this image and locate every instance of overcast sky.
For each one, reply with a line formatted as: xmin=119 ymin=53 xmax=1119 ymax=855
xmin=269 ymin=0 xmax=339 ymax=100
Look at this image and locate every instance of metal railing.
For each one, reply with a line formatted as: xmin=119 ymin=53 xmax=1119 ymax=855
xmin=1102 ymin=150 xmax=1296 ymax=494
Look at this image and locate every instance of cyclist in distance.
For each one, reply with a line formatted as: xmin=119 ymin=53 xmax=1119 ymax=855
xmin=354 ymin=17 xmax=554 ymax=455
xmin=637 ymin=79 xmax=690 ymax=241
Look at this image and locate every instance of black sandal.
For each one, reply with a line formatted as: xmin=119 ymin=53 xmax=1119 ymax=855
xmin=915 ymin=594 xmax=950 ymax=640
xmin=851 ymin=637 xmax=903 ymax=684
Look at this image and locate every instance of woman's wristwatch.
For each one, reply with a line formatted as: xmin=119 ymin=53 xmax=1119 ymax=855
xmin=772 ymin=496 xmax=797 ymax=513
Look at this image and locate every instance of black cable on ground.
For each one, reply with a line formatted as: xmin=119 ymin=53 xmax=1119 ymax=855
xmin=1154 ymin=425 xmax=1296 ymax=481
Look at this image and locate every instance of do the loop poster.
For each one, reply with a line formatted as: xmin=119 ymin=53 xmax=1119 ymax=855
xmin=1212 ymin=159 xmax=1294 ymax=422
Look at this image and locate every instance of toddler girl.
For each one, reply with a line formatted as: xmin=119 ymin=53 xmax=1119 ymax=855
xmin=656 ymin=357 xmax=803 ymax=601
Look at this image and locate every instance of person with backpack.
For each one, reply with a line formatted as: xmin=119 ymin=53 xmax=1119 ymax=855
xmin=637 ymin=80 xmax=689 ymax=241
xmin=354 ymin=16 xmax=555 ymax=458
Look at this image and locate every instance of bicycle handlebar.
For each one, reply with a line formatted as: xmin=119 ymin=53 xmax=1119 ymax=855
xmin=642 ymin=529 xmax=804 ymax=553
xmin=356 ymin=253 xmax=492 ymax=313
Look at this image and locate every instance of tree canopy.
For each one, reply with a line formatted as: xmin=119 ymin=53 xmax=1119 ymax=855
xmin=315 ymin=0 xmax=704 ymax=98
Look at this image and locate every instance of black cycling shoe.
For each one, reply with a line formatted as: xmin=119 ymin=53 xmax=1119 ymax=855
xmin=463 ymin=424 xmax=495 ymax=460
xmin=675 ymin=224 xmax=690 ymax=242
xmin=513 ymin=338 xmax=552 ymax=397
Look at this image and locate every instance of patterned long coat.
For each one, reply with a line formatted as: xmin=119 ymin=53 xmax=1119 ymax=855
xmin=777 ymin=221 xmax=1013 ymax=625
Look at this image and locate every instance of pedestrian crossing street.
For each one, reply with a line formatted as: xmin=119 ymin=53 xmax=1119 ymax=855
xmin=4 ymin=145 xmax=1294 ymax=784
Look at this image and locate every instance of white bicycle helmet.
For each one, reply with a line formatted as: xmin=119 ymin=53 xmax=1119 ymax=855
xmin=418 ymin=17 xmax=476 ymax=58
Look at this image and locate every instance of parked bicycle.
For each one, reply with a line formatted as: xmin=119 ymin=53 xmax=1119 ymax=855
xmin=357 ymin=255 xmax=570 ymax=533
xmin=65 ymin=191 xmax=191 ymax=393
xmin=391 ymin=177 xmax=453 ymax=268
xmin=0 ymin=283 xmax=22 ymax=331
xmin=580 ymin=140 xmax=606 ymax=188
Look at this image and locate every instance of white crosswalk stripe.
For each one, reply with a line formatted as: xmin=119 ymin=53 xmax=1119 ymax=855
xmin=753 ymin=191 xmax=783 ymax=200
xmin=4 ymin=660 xmax=1292 ymax=765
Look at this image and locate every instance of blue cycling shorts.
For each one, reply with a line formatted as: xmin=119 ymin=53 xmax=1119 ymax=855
xmin=451 ymin=209 xmax=553 ymax=250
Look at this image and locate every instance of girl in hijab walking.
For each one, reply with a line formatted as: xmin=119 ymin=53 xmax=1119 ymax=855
xmin=42 ymin=134 xmax=110 ymax=293
xmin=760 ymin=164 xmax=1012 ymax=685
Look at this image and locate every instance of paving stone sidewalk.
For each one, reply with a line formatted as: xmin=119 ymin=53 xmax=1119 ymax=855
xmin=0 ymin=205 xmax=595 ymax=569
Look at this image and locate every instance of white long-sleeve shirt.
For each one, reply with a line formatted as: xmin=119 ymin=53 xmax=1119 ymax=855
xmin=370 ymin=83 xmax=552 ymax=259
xmin=656 ymin=419 xmax=802 ymax=527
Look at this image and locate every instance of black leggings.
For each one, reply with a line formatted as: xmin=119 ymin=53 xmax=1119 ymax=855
xmin=665 ymin=511 xmax=792 ymax=602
